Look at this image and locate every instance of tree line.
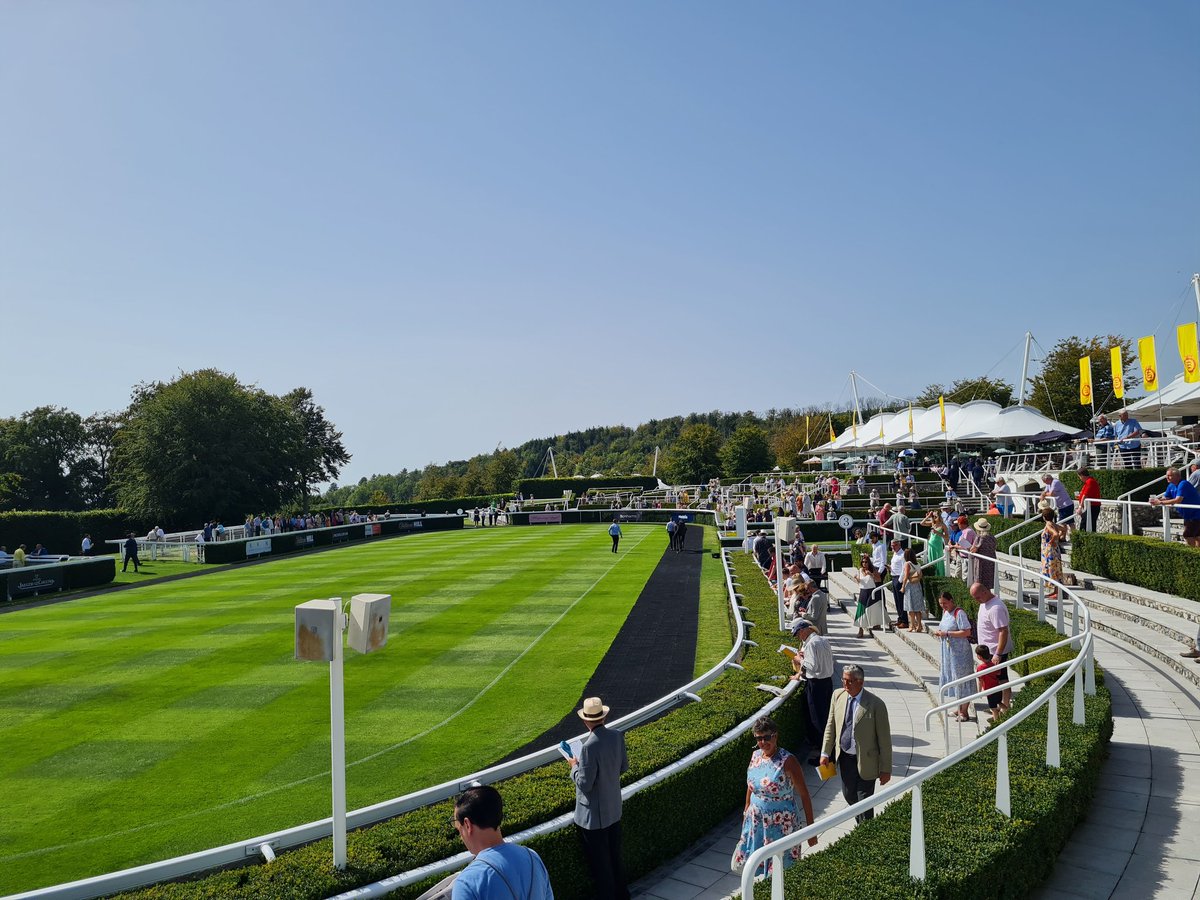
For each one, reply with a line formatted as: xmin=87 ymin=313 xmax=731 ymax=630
xmin=0 ymin=370 xmax=348 ymax=527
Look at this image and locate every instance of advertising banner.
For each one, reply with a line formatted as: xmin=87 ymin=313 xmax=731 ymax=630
xmin=364 ymin=523 xmax=381 ymax=536
xmin=529 ymin=512 xmax=563 ymax=525
xmin=246 ymin=539 xmax=272 ymax=557
xmin=8 ymin=566 xmax=65 ymax=599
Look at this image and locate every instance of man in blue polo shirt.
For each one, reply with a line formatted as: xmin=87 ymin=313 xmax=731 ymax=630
xmin=1151 ymin=466 xmax=1200 ymax=548
xmin=1115 ymin=409 xmax=1143 ymax=469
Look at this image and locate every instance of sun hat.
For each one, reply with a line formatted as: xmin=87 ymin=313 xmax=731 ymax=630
xmin=973 ymin=518 xmax=991 ymax=533
xmin=577 ymin=697 xmax=610 ymax=721
xmin=790 ymin=618 xmax=813 ymax=635
xmin=1037 ymin=498 xmax=1055 ymax=512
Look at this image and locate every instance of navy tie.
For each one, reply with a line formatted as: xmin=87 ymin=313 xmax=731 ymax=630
xmin=840 ymin=695 xmax=855 ymax=753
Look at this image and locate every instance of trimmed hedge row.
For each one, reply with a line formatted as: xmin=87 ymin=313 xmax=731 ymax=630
xmin=115 ymin=529 xmax=804 ymax=900
xmin=0 ymin=509 xmax=137 ymax=555
xmin=761 ymin=604 xmax=1112 ymax=898
xmin=1058 ymin=467 xmax=1166 ymax=503
xmin=515 ymin=477 xmax=659 ymax=496
xmin=1070 ymin=530 xmax=1200 ymax=602
xmin=311 ymin=495 xmax=515 ymax=518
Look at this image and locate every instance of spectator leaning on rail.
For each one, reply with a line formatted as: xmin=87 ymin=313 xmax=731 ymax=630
xmin=450 ymin=785 xmax=553 ymax=900
xmin=1040 ymin=473 xmax=1075 ymax=524
xmin=1151 ymin=466 xmax=1200 ymax=549
xmin=1076 ymin=467 xmax=1102 ymax=532
xmin=568 ymin=696 xmax=629 ymax=900
xmin=1115 ymin=409 xmax=1143 ymax=468
xmin=820 ymin=664 xmax=893 ymax=825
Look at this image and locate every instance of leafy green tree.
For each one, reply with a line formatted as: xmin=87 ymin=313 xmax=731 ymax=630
xmin=719 ymin=425 xmax=772 ymax=477
xmin=486 ymin=450 xmax=522 ymax=494
xmin=1028 ymin=335 xmax=1137 ymax=429
xmin=0 ymin=406 xmax=90 ymax=510
xmin=663 ymin=423 xmax=722 ymax=484
xmin=915 ymin=376 xmax=1014 ymax=407
xmin=112 ymin=370 xmax=315 ymax=525
xmin=771 ymin=422 xmax=811 ymax=469
xmin=282 ymin=388 xmax=351 ymax=511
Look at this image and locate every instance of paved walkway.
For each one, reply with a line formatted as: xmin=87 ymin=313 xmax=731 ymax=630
xmin=631 ymin=588 xmax=966 ymax=899
xmin=1031 ymin=627 xmax=1200 ymax=900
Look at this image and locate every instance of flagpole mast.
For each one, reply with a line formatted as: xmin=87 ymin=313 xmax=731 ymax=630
xmin=1192 ymin=274 xmax=1200 ymax=321
xmin=1018 ymin=331 xmax=1033 ymax=406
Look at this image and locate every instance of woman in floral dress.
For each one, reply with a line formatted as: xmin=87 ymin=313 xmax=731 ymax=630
xmin=1040 ymin=508 xmax=1069 ymax=598
xmin=732 ymin=716 xmax=816 ymax=875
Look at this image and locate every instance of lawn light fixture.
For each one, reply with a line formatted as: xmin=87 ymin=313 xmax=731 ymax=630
xmin=294 ymin=593 xmax=392 ymax=870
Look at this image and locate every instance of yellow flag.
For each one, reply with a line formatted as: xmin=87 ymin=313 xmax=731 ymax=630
xmin=852 ymin=421 xmax=858 ymax=442
xmin=1079 ymin=356 xmax=1093 ymax=405
xmin=1139 ymin=336 xmax=1159 ymax=392
xmin=908 ymin=403 xmax=914 ymax=434
xmin=1110 ymin=346 xmax=1124 ymax=399
xmin=938 ymin=395 xmax=946 ymax=431
xmin=828 ymin=418 xmax=836 ymax=443
xmin=805 ymin=415 xmax=810 ymax=447
xmin=1178 ymin=323 xmax=1200 ymax=383
xmin=879 ymin=412 xmax=885 ymax=439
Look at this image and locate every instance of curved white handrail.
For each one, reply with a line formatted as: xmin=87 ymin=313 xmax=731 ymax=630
xmin=738 ymin=546 xmax=1097 ymax=897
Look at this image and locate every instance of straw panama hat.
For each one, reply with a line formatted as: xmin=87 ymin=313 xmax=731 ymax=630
xmin=578 ymin=697 xmax=610 ymax=721
xmin=974 ymin=518 xmax=991 ymax=533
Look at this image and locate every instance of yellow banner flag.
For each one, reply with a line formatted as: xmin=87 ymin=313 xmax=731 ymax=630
xmin=1178 ymin=323 xmax=1200 ymax=383
xmin=908 ymin=403 xmax=914 ymax=434
xmin=938 ymin=395 xmax=946 ymax=431
xmin=828 ymin=419 xmax=836 ymax=443
xmin=852 ymin=421 xmax=858 ymax=442
xmin=805 ymin=415 xmax=810 ymax=447
xmin=1110 ymin=346 xmax=1124 ymax=399
xmin=879 ymin=412 xmax=885 ymax=439
xmin=1139 ymin=336 xmax=1159 ymax=392
xmin=1079 ymin=356 xmax=1093 ymax=405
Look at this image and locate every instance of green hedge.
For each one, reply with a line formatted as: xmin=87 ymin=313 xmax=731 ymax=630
xmin=0 ymin=509 xmax=137 ymax=555
xmin=311 ymin=495 xmax=515 ymax=518
xmin=1070 ymin=530 xmax=1200 ymax=602
xmin=114 ymin=530 xmax=804 ymax=900
xmin=1059 ymin=468 xmax=1166 ymax=503
xmin=516 ymin=477 xmax=659 ymax=497
xmin=761 ymin=607 xmax=1111 ymax=899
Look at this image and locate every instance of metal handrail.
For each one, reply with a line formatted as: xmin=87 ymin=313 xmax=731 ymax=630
xmin=738 ymin=548 xmax=1096 ymax=896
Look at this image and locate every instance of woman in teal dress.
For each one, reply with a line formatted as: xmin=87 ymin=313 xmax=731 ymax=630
xmin=732 ymin=716 xmax=816 ymax=875
xmin=922 ymin=513 xmax=947 ymax=577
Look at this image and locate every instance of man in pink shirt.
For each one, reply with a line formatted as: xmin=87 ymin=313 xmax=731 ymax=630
xmin=972 ymin=582 xmax=1011 ymax=712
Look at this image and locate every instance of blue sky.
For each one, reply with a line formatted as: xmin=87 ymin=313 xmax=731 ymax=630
xmin=2 ymin=2 xmax=1197 ymax=483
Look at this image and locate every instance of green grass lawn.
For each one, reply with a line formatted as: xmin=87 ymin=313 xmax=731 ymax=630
xmin=0 ymin=524 xmax=668 ymax=894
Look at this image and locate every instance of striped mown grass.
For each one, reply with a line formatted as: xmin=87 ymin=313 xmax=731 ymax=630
xmin=0 ymin=524 xmax=666 ymax=894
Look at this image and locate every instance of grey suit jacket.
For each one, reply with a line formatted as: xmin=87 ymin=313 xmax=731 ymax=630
xmin=822 ymin=687 xmax=893 ymax=781
xmin=571 ymin=724 xmax=628 ymax=829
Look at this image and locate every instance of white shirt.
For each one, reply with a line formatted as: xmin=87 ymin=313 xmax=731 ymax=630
xmin=889 ymin=550 xmax=905 ymax=577
xmin=803 ymin=550 xmax=826 ymax=572
xmin=870 ymin=542 xmax=887 ymax=572
xmin=800 ymin=633 xmax=835 ymax=680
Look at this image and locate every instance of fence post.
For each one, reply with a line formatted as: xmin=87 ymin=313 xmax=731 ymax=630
xmin=771 ymin=853 xmax=784 ymax=900
xmin=1073 ymin=662 xmax=1086 ymax=725
xmin=910 ymin=784 xmax=926 ymax=880
xmin=1162 ymin=505 xmax=1172 ymax=541
xmin=1085 ymin=640 xmax=1097 ymax=696
xmin=996 ymin=734 xmax=1011 ymax=817
xmin=1046 ymin=691 xmax=1060 ymax=768
xmin=1056 ymin=588 xmax=1065 ymax=635
xmin=1038 ymin=578 xmax=1046 ymax=623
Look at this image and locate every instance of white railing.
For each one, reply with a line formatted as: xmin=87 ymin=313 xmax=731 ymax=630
xmin=13 ymin=512 xmax=775 ymax=900
xmin=739 ymin=548 xmax=1096 ymax=898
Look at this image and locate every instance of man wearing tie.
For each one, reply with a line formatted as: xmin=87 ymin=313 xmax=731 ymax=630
xmin=820 ymin=665 xmax=893 ymax=824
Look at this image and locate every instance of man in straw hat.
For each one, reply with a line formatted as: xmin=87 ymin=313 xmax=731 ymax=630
xmin=568 ymin=696 xmax=630 ymax=898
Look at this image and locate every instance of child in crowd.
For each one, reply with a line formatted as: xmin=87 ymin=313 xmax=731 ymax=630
xmin=976 ymin=644 xmax=1003 ymax=724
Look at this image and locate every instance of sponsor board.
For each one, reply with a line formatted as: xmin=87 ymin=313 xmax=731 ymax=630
xmin=530 ymin=512 xmax=563 ymax=525
xmin=331 ymin=530 xmax=350 ymax=544
xmin=395 ymin=520 xmax=424 ymax=531
xmin=364 ymin=524 xmax=381 ymax=537
xmin=246 ymin=539 xmax=273 ymax=557
xmin=9 ymin=567 xmax=65 ymax=598
xmin=293 ymin=533 xmax=315 ymax=549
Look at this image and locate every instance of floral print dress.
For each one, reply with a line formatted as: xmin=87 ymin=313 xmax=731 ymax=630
xmin=732 ymin=747 xmax=802 ymax=874
xmin=1041 ymin=525 xmax=1063 ymax=585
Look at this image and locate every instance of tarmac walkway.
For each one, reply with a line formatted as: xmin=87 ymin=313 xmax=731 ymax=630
xmin=630 ymin=578 xmax=972 ymax=899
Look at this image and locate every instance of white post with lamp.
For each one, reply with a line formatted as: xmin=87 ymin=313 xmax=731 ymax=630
xmin=294 ymin=593 xmax=392 ymax=870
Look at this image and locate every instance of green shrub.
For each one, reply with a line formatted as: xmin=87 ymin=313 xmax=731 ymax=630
xmin=114 ymin=538 xmax=803 ymax=899
xmin=311 ymin=495 xmax=514 ymax=518
xmin=1059 ymin=468 xmax=1166 ymax=503
xmin=1070 ymin=531 xmax=1200 ymax=601
xmin=516 ymin=477 xmax=658 ymax=497
xmin=760 ymin=609 xmax=1112 ymax=899
xmin=0 ymin=509 xmax=137 ymax=555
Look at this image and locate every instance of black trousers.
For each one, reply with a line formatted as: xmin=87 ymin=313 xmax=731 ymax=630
xmin=122 ymin=551 xmax=139 ymax=572
xmin=836 ymin=751 xmax=876 ymax=823
xmin=611 ymin=534 xmax=620 ymax=553
xmin=805 ymin=676 xmax=833 ymax=747
xmin=891 ymin=576 xmax=908 ymax=626
xmin=578 ymin=822 xmax=629 ymax=899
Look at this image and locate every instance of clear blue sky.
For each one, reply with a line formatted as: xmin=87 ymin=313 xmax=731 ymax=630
xmin=2 ymin=2 xmax=1197 ymax=483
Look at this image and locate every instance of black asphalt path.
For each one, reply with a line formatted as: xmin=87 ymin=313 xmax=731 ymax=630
xmin=498 ymin=522 xmax=703 ymax=763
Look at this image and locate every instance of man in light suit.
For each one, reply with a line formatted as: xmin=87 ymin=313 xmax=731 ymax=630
xmin=569 ymin=696 xmax=630 ymax=899
xmin=820 ymin=664 xmax=892 ymax=824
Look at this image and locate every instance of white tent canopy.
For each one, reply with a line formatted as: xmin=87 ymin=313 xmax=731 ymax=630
xmin=811 ymin=400 xmax=1080 ymax=452
xmin=1127 ymin=374 xmax=1200 ymax=419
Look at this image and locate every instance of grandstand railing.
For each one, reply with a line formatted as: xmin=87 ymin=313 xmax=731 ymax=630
xmin=738 ymin=542 xmax=1097 ymax=897
xmin=13 ymin=509 xmax=766 ymax=900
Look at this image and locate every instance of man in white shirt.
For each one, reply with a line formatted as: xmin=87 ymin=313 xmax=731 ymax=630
xmin=869 ymin=533 xmax=887 ymax=574
xmin=803 ymin=545 xmax=827 ymax=591
xmin=789 ymin=618 xmax=835 ymax=764
xmin=888 ymin=540 xmax=908 ymax=629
